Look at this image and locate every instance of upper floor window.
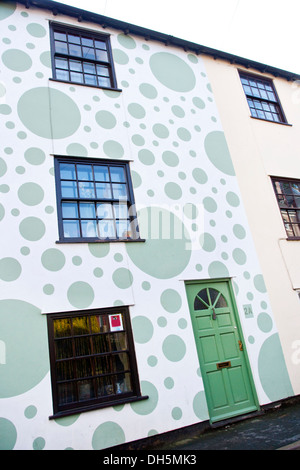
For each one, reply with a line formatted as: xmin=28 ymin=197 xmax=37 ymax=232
xmin=239 ymin=72 xmax=286 ymax=124
xmin=272 ymin=177 xmax=300 ymax=238
xmin=54 ymin=157 xmax=140 ymax=242
xmin=50 ymin=23 xmax=118 ymax=89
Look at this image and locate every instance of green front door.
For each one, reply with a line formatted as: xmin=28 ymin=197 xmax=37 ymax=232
xmin=186 ymin=279 xmax=259 ymax=423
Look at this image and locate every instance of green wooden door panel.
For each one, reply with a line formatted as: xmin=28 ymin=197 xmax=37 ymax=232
xmin=186 ymin=279 xmax=258 ymax=423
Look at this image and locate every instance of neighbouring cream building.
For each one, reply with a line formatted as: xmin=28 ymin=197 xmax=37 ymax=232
xmin=0 ymin=0 xmax=299 ymax=450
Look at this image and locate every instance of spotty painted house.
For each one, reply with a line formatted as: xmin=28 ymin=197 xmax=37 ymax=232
xmin=0 ymin=0 xmax=296 ymax=450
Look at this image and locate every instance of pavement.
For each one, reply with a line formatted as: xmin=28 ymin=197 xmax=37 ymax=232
xmin=115 ymin=396 xmax=300 ymax=451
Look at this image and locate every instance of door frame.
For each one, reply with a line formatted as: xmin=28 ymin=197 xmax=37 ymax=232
xmin=185 ymin=277 xmax=260 ymax=423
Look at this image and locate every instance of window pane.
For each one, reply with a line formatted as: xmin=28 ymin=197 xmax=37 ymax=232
xmin=79 ymin=202 xmax=96 ymax=218
xmin=83 ymin=62 xmax=96 ymax=74
xmin=69 ymin=60 xmax=82 ymax=72
xmin=56 ymin=69 xmax=69 ymax=81
xmin=78 ymin=380 xmax=95 ymax=401
xmin=55 ymin=58 xmax=68 ymax=69
xmin=54 ymin=32 xmax=67 ymax=41
xmin=54 ymin=318 xmax=71 ymax=337
xmin=98 ymin=76 xmax=111 ymax=88
xmin=62 ymin=202 xmax=78 ymax=218
xmin=96 ymin=65 xmax=110 ymax=77
xmin=84 ymin=74 xmax=97 ymax=86
xmin=69 ymin=43 xmax=82 ymax=56
xmin=96 ymin=183 xmax=112 ymax=199
xmin=60 ymin=163 xmax=76 ymax=180
xmin=61 ymin=181 xmax=78 ymax=198
xmin=70 ymin=71 xmax=83 ymax=83
xmin=58 ymin=382 xmax=76 ymax=405
xmin=98 ymin=220 xmax=116 ymax=238
xmin=55 ymin=41 xmax=68 ymax=54
xmin=82 ymin=37 xmax=94 ymax=47
xmin=95 ymin=39 xmax=106 ymax=49
xmin=110 ymin=167 xmax=125 ymax=182
xmin=78 ymin=182 xmax=95 ymax=198
xmin=94 ymin=166 xmax=109 ymax=181
xmin=81 ymin=220 xmax=98 ymax=238
xmin=68 ymin=34 xmax=80 ymax=44
xmin=97 ymin=203 xmax=113 ymax=219
xmin=82 ymin=47 xmax=95 ymax=60
xmin=77 ymin=164 xmax=93 ymax=181
xmin=63 ymin=220 xmax=80 ymax=238
xmin=95 ymin=49 xmax=108 ymax=62
xmin=112 ymin=183 xmax=127 ymax=200
xmin=114 ymin=203 xmax=129 ymax=219
xmin=116 ymin=219 xmax=130 ymax=238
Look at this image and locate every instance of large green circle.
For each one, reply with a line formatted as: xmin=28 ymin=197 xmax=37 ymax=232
xmin=126 ymin=207 xmax=191 ymax=279
xmin=149 ymin=52 xmax=196 ymax=92
xmin=204 ymin=131 xmax=235 ymax=176
xmin=17 ymin=87 xmax=81 ymax=139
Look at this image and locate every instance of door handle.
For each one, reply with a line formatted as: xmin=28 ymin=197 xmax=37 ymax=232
xmin=212 ymin=308 xmax=217 ymax=320
xmin=238 ymin=340 xmax=243 ymax=351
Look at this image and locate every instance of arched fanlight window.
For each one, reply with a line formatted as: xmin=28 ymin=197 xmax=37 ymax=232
xmin=194 ymin=288 xmax=227 ymax=311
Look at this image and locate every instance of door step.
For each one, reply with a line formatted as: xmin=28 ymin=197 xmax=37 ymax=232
xmin=210 ymin=410 xmax=264 ymax=429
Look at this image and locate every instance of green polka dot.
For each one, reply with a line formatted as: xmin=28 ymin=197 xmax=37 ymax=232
xmin=164 ymin=182 xmax=182 ymax=200
xmin=130 ymin=381 xmax=158 ymax=415
xmin=253 ymin=274 xmax=267 ymax=293
xmin=192 ymin=97 xmax=205 ymax=109
xmin=204 ymin=131 xmax=235 ymax=176
xmin=226 ymin=191 xmax=240 ymax=207
xmin=162 ymin=150 xmax=179 ymax=167
xmin=232 ymin=248 xmax=247 ymax=265
xmin=2 ymin=49 xmax=32 ymax=72
xmin=0 ymin=158 xmax=7 ymax=177
xmin=128 ymin=102 xmax=146 ymax=119
xmin=138 ymin=149 xmax=155 ymax=165
xmin=139 ymin=83 xmax=158 ymax=99
xmin=257 ymin=312 xmax=273 ymax=333
xmin=162 ymin=335 xmax=186 ymax=362
xmin=40 ymin=51 xmax=51 ymax=68
xmin=112 ymin=49 xmax=129 ymax=65
xmin=0 ymin=2 xmax=16 ymax=20
xmin=193 ymin=391 xmax=209 ymax=420
xmin=95 ymin=110 xmax=116 ymax=129
xmin=92 ymin=422 xmax=125 ymax=449
xmin=41 ymin=248 xmax=65 ymax=271
xmin=126 ymin=207 xmax=191 ymax=279
xmin=153 ymin=123 xmax=169 ymax=138
xmin=117 ymin=33 xmax=136 ymax=49
xmin=66 ymin=143 xmax=87 ymax=156
xmin=24 ymin=147 xmax=46 ymax=165
xmin=172 ymin=407 xmax=182 ymax=420
xmin=0 ymin=418 xmax=17 ymax=450
xmin=200 ymin=232 xmax=216 ymax=252
xmin=177 ymin=127 xmax=191 ymax=141
xmin=112 ymin=268 xmax=133 ymax=289
xmin=67 ymin=282 xmax=94 ymax=308
xmin=0 ymin=257 xmax=21 ymax=281
xmin=132 ymin=316 xmax=154 ymax=343
xmin=18 ymin=182 xmax=44 ymax=206
xmin=24 ymin=405 xmax=37 ymax=419
xmin=203 ymin=197 xmax=217 ymax=213
xmin=32 ymin=437 xmax=46 ymax=450
xmin=19 ymin=216 xmax=45 ymax=241
xmin=0 ymin=203 xmax=5 ymax=221
xmin=258 ymin=333 xmax=293 ymax=401
xmin=164 ymin=377 xmax=174 ymax=389
xmin=88 ymin=243 xmax=109 ymax=258
xmin=26 ymin=23 xmax=46 ymax=38
xmin=208 ymin=261 xmax=229 ymax=278
xmin=18 ymin=87 xmax=81 ymax=139
xmin=43 ymin=284 xmax=54 ymax=295
xmin=160 ymin=289 xmax=182 ymax=313
xmin=149 ymin=52 xmax=196 ymax=92
xmin=0 ymin=104 xmax=12 ymax=115
xmin=171 ymin=105 xmax=185 ymax=118
xmin=192 ymin=168 xmax=208 ymax=184
xmin=0 ymin=300 xmax=48 ymax=398
xmin=233 ymin=224 xmax=246 ymax=239
xmin=103 ymin=140 xmax=124 ymax=158
xmin=131 ymin=134 xmax=145 ymax=146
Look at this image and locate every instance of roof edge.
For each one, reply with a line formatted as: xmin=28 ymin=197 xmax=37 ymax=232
xmin=12 ymin=0 xmax=300 ymax=81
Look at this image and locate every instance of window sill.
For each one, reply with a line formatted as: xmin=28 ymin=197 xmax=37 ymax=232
xmin=49 ymin=395 xmax=149 ymax=420
xmin=56 ymin=238 xmax=146 ymax=244
xmin=286 ymin=237 xmax=300 ymax=241
xmin=250 ymin=116 xmax=292 ymax=126
xmin=49 ymin=78 xmax=122 ymax=93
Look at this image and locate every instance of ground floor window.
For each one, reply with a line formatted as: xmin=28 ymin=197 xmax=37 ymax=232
xmin=47 ymin=306 xmax=143 ymax=417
